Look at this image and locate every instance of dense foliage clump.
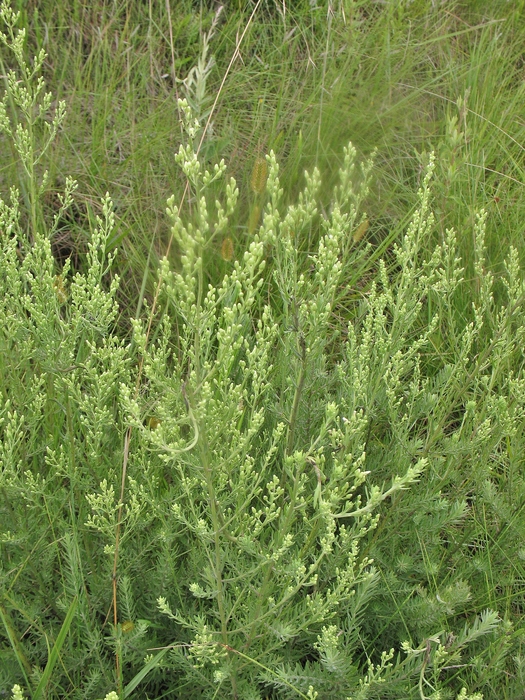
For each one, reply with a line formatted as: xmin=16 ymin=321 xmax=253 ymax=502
xmin=1 ymin=2 xmax=525 ymax=699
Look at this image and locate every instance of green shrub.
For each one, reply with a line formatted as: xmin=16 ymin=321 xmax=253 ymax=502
xmin=1 ymin=3 xmax=524 ymax=699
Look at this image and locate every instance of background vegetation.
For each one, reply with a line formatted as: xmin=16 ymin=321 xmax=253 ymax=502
xmin=1 ymin=1 xmax=525 ymax=698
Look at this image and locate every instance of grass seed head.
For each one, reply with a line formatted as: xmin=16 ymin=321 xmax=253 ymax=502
xmin=221 ymin=236 xmax=234 ymax=261
xmin=248 ymin=204 xmax=261 ymax=234
xmin=353 ymin=219 xmax=369 ymax=243
xmin=250 ymin=156 xmax=268 ymax=194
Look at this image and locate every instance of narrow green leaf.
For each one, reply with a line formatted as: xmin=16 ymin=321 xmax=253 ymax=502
xmin=123 ymin=647 xmax=170 ymax=698
xmin=0 ymin=600 xmax=32 ymax=689
xmin=32 ymin=595 xmax=78 ymax=700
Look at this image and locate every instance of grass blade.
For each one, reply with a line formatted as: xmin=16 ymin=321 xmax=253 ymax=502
xmin=32 ymin=596 xmax=78 ymax=700
xmin=123 ymin=646 xmax=170 ymax=698
xmin=0 ymin=600 xmax=32 ymax=689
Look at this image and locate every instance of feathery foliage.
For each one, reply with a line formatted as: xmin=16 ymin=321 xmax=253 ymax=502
xmin=1 ymin=2 xmax=525 ymax=699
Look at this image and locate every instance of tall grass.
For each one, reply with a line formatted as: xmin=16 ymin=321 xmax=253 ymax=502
xmin=1 ymin=1 xmax=525 ymax=699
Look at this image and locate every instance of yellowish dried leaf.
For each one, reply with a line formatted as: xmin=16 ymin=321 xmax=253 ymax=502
xmin=53 ymin=274 xmax=67 ymax=304
xmin=146 ymin=416 xmax=161 ymax=430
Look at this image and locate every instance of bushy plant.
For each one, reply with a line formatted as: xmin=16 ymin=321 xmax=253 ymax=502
xmin=1 ymin=3 xmax=524 ymax=699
